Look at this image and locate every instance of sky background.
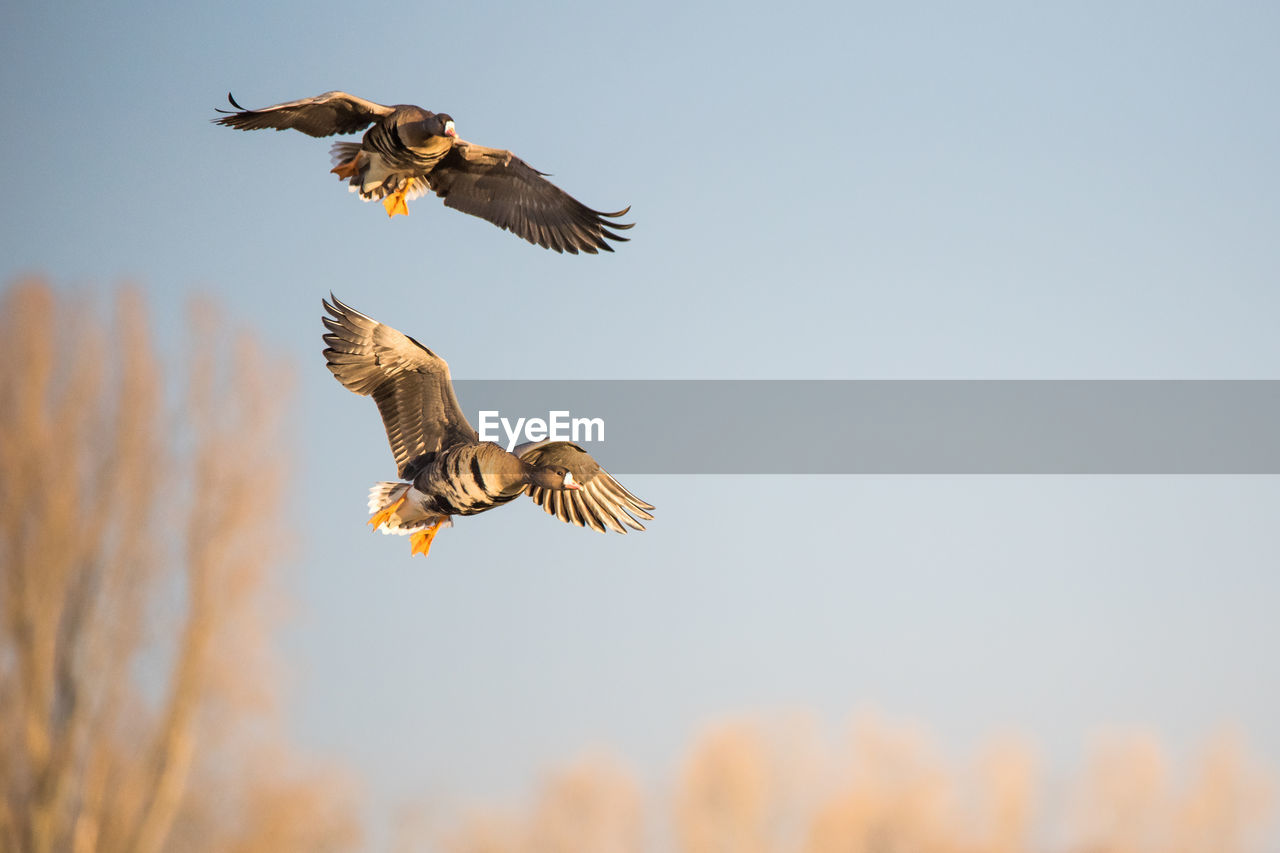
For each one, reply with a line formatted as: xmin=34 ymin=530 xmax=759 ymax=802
xmin=3 ymin=0 xmax=1279 ymax=844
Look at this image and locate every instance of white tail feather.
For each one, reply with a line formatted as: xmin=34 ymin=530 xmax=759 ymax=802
xmin=328 ymin=142 xmax=428 ymax=202
xmin=368 ymin=482 xmax=416 ymax=536
xmin=367 ymin=482 xmax=452 ymax=536
xmin=368 ymin=481 xmax=408 ymax=514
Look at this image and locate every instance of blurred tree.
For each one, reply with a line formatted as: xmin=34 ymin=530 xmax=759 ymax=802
xmin=525 ymin=755 xmax=643 ymax=853
xmin=432 ymin=755 xmax=643 ymax=853
xmin=0 ymin=279 xmax=358 ymax=853
xmin=676 ymin=718 xmax=820 ymax=853
xmin=803 ymin=716 xmax=958 ymax=853
xmin=972 ymin=736 xmax=1036 ymax=853
xmin=415 ymin=716 xmax=1272 ymax=853
xmin=1078 ymin=729 xmax=1274 ymax=853
xmin=1077 ymin=731 xmax=1169 ymax=853
xmin=676 ymin=722 xmax=779 ymax=853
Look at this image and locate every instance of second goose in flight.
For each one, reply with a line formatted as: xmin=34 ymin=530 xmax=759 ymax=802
xmin=321 ymin=296 xmax=654 ymax=559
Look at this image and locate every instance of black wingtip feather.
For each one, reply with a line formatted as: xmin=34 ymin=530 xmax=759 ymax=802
xmin=213 ymin=92 xmax=250 ymax=117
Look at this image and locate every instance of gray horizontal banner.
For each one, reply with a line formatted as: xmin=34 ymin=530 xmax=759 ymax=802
xmin=450 ymin=381 xmax=1280 ymax=474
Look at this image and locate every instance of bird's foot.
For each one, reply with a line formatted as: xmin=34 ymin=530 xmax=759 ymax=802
xmin=382 ymin=179 xmax=412 ymax=217
xmin=409 ymin=521 xmax=443 ymax=558
xmin=330 ymin=154 xmax=363 ymax=180
xmin=368 ymin=492 xmax=408 ymax=530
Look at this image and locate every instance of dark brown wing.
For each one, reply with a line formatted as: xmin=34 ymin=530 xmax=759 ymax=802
xmin=213 ymin=91 xmax=395 ymax=137
xmin=517 ymin=441 xmax=654 ymax=533
xmin=426 ymin=140 xmax=633 ymax=254
xmin=322 ymin=295 xmax=477 ymax=478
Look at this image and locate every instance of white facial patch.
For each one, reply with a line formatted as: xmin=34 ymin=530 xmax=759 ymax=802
xmin=563 ymin=471 xmax=575 ymax=488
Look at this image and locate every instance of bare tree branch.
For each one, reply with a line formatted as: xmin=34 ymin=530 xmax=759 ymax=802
xmin=0 ymin=278 xmax=359 ymax=853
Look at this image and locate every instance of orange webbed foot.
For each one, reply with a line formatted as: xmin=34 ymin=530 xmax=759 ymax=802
xmin=382 ymin=179 xmax=413 ymax=217
xmin=330 ymin=154 xmax=363 ymax=180
xmin=368 ymin=492 xmax=408 ymax=530
xmin=409 ymin=522 xmax=442 ymax=558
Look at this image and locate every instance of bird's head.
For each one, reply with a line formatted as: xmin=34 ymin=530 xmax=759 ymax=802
xmin=404 ymin=113 xmax=456 ymax=146
xmin=526 ymin=464 xmax=581 ymax=491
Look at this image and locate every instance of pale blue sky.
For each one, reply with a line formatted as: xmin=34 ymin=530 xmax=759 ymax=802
xmin=3 ymin=0 xmax=1279 ymax=841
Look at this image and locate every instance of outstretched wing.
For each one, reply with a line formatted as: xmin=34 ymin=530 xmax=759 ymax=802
xmin=322 ymin=295 xmax=477 ymax=479
xmin=214 ymin=91 xmax=395 ymax=137
xmin=426 ymin=140 xmax=633 ymax=254
xmin=516 ymin=441 xmax=654 ymax=533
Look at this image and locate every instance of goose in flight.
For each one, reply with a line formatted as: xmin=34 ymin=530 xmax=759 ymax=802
xmin=215 ymin=91 xmax=633 ymax=254
xmin=321 ymin=296 xmax=653 ymax=558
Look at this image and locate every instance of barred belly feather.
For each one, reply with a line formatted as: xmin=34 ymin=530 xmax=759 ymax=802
xmin=335 ymin=119 xmax=451 ymax=202
xmin=419 ymin=443 xmax=523 ymax=516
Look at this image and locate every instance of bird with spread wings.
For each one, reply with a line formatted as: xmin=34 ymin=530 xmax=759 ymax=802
xmin=321 ymin=296 xmax=653 ymax=558
xmin=215 ymin=91 xmax=633 ymax=254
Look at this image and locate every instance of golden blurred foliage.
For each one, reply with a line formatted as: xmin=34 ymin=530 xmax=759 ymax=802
xmin=435 ymin=756 xmax=644 ymax=853
xmin=0 ymin=279 xmax=359 ymax=853
xmin=417 ymin=716 xmax=1273 ymax=853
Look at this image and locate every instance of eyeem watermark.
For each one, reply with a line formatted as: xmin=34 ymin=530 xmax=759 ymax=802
xmin=453 ymin=380 xmax=1280 ymax=473
xmin=477 ymin=410 xmax=605 ymax=451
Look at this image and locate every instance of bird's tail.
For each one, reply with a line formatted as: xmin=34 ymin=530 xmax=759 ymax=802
xmin=330 ymin=142 xmax=369 ymax=194
xmin=329 ymin=142 xmax=429 ymax=203
xmin=367 ymin=481 xmax=440 ymax=536
xmin=330 ymin=142 xmax=363 ymax=169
